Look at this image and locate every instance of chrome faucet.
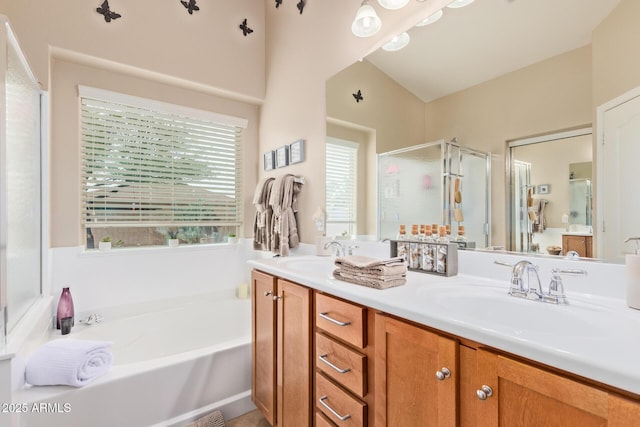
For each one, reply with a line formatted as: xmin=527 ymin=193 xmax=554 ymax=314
xmin=509 ymin=260 xmax=543 ymax=300
xmin=495 ymin=260 xmax=587 ymax=304
xmin=323 ymin=241 xmax=358 ymax=256
xmin=324 ymin=241 xmax=345 ymax=256
xmin=544 ymin=268 xmax=587 ymax=304
xmin=79 ymin=313 xmax=104 ymax=325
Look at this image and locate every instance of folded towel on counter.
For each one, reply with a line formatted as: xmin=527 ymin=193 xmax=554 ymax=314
xmin=333 ymin=268 xmax=406 ymax=290
xmin=25 ymin=339 xmax=113 ymax=387
xmin=335 ymin=255 xmax=406 ymax=269
xmin=335 ymin=255 xmax=407 ymax=276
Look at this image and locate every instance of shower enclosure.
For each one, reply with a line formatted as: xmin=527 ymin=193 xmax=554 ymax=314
xmin=378 ymin=139 xmax=491 ymax=248
xmin=569 ymin=179 xmax=592 ymax=227
xmin=0 ymin=19 xmax=43 ymax=345
xmin=512 ymin=160 xmax=533 ymax=253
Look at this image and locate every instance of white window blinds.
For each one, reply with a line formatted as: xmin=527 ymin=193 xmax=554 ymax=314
xmin=80 ymin=87 xmax=245 ymax=228
xmin=326 ymin=139 xmax=358 ymax=233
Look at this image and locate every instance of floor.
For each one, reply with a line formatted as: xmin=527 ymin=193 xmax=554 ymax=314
xmin=226 ymin=410 xmax=270 ymax=427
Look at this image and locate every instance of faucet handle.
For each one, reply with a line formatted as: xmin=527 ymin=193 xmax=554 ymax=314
xmin=544 ymin=268 xmax=587 ymax=304
xmin=346 ymin=244 xmax=359 ymax=256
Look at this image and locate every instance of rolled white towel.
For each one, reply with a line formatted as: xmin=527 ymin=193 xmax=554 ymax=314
xmin=25 ymin=339 xmax=113 ymax=387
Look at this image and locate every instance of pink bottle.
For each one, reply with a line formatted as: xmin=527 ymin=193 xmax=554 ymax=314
xmin=56 ymin=287 xmax=74 ymax=330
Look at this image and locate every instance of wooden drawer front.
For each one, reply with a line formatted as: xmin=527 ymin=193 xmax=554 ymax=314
xmin=315 ymin=293 xmax=365 ymax=348
xmin=316 ymin=372 xmax=366 ymax=426
xmin=316 ymin=333 xmax=366 ymax=398
xmin=316 ymin=411 xmax=337 ymax=427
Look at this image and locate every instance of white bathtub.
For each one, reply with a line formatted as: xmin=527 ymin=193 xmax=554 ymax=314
xmin=13 ymin=291 xmax=254 ymax=427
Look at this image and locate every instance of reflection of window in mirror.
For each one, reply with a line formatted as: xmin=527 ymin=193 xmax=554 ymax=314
xmin=326 ymin=138 xmax=358 ymax=237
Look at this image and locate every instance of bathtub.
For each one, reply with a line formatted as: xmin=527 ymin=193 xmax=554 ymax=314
xmin=13 ymin=291 xmax=254 ymax=427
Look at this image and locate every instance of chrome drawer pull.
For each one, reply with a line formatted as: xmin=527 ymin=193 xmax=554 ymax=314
xmin=319 ymin=354 xmax=351 ymax=374
xmin=319 ymin=396 xmax=351 ymax=421
xmin=319 ymin=312 xmax=351 ymax=327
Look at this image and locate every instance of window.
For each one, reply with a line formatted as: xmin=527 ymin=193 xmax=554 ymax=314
xmin=80 ymin=86 xmax=246 ymax=248
xmin=326 ymin=138 xmax=358 ymax=237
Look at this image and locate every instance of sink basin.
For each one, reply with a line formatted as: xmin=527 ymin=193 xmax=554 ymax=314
xmin=418 ymin=284 xmax=632 ymax=339
xmin=275 ymin=256 xmax=336 ymax=276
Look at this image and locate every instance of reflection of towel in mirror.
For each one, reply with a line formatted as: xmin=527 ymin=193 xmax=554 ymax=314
xmin=253 ymin=177 xmax=275 ymax=250
xmin=532 ymin=198 xmax=548 ymax=232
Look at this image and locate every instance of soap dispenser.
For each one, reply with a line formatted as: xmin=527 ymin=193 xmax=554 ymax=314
xmin=624 ymin=237 xmax=640 ymax=310
xmin=56 ymin=287 xmax=75 ymax=334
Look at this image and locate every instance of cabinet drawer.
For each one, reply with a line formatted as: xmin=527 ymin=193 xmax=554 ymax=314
xmin=315 ymin=293 xmax=366 ymax=348
xmin=316 ymin=333 xmax=367 ymax=398
xmin=316 ymin=372 xmax=366 ymax=426
xmin=316 ymin=411 xmax=336 ymax=427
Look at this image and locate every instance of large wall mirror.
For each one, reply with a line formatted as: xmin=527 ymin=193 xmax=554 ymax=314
xmin=326 ymin=0 xmax=635 ymax=262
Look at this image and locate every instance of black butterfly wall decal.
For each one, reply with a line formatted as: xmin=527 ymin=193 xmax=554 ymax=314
xmin=181 ymin=0 xmax=199 ymax=15
xmin=96 ymin=0 xmax=121 ymax=23
xmin=239 ymin=19 xmax=253 ymax=37
xmin=297 ymin=0 xmax=306 ymax=14
xmin=275 ymin=0 xmax=283 ymax=8
xmin=353 ymin=90 xmax=364 ymax=103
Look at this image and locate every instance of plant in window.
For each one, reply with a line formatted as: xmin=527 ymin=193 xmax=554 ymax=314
xmin=99 ymin=236 xmax=112 ymax=251
xmin=227 ymin=232 xmax=238 ymax=244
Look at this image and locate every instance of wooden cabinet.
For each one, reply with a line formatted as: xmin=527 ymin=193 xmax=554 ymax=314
xmin=314 ymin=293 xmax=370 ymax=427
xmin=562 ymin=234 xmax=593 ymax=258
xmin=252 ymin=269 xmax=640 ymax=427
xmin=374 ymin=313 xmax=458 ymax=427
xmin=252 ymin=270 xmax=276 ymax=425
xmin=473 ymin=349 xmax=640 ymax=427
xmin=251 ymin=271 xmax=312 ymax=426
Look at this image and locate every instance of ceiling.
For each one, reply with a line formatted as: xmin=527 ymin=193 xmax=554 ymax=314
xmin=366 ymin=0 xmax=621 ymax=103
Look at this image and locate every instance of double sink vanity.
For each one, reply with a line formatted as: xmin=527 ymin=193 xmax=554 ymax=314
xmin=248 ymin=247 xmax=640 ymax=426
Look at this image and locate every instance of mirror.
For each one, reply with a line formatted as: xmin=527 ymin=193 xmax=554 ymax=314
xmin=326 ymin=0 xmax=626 ymax=261
xmin=508 ymin=129 xmax=593 ymax=256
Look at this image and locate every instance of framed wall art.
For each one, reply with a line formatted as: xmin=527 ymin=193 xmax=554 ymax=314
xmin=263 ymin=151 xmax=275 ymax=171
xmin=276 ymin=145 xmax=289 ymax=168
xmin=289 ymin=139 xmax=305 ymax=164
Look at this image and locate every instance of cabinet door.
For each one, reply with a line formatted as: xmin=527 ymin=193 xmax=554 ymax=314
xmin=476 ymin=350 xmax=609 ymax=427
xmin=276 ymin=279 xmax=312 ymax=427
xmin=375 ymin=314 xmax=457 ymax=427
xmin=252 ymin=270 xmax=277 ymax=425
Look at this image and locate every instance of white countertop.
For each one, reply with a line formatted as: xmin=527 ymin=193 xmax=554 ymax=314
xmin=248 ymin=252 xmax=640 ymax=396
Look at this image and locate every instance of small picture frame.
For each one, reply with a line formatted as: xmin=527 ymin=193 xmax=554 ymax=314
xmin=276 ymin=145 xmax=289 ymax=168
xmin=289 ymin=139 xmax=305 ymax=164
xmin=537 ymin=184 xmax=551 ymax=195
xmin=263 ymin=151 xmax=275 ymax=171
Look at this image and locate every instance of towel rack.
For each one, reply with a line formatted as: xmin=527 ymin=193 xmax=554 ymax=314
xmin=294 ymin=176 xmax=305 ymax=184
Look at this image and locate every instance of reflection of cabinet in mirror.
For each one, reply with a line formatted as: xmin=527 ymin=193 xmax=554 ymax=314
xmin=562 ymin=234 xmax=593 ymax=258
xmin=378 ymin=139 xmax=491 ymax=248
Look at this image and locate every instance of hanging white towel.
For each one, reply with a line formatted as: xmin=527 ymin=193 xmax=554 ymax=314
xmin=25 ymin=339 xmax=113 ymax=387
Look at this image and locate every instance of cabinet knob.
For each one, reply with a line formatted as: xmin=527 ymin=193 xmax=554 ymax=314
xmin=476 ymin=385 xmax=494 ymax=400
xmin=273 ymin=295 xmax=283 ymax=301
xmin=264 ymin=291 xmax=272 ymax=297
xmin=435 ymin=367 xmax=451 ymax=381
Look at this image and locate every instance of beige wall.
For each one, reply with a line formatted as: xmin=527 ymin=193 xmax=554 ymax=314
xmin=0 ymin=0 xmax=265 ymax=99
xmin=592 ymin=0 xmax=640 ymax=108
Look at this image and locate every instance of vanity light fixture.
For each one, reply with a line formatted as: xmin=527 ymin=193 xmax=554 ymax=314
xmin=382 ymin=31 xmax=410 ymax=51
xmin=446 ymin=0 xmax=475 ymax=8
xmin=377 ymin=0 xmax=410 ymax=10
xmin=351 ymin=0 xmax=382 ymax=37
xmin=415 ymin=9 xmax=443 ymax=27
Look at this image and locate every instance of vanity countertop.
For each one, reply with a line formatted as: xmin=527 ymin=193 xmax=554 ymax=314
xmin=248 ymin=254 xmax=640 ymax=396
xmin=562 ymin=231 xmax=593 ymax=236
